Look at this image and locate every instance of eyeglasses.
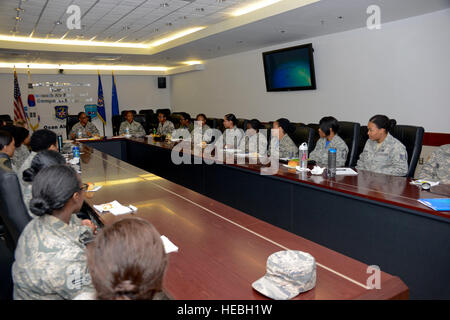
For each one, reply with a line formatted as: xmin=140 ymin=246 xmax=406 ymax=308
xmin=79 ymin=183 xmax=89 ymax=192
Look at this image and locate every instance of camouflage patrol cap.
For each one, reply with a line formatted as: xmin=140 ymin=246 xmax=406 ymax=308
xmin=252 ymin=250 xmax=316 ymax=300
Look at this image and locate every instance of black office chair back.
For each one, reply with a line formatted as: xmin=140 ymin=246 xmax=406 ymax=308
xmin=338 ymin=121 xmax=360 ymax=167
xmin=260 ymin=122 xmax=273 ymax=144
xmin=170 ymin=113 xmax=182 ymax=129
xmin=391 ymin=125 xmax=424 ymax=178
xmin=139 ymin=109 xmax=153 ymax=115
xmin=205 ymin=118 xmax=216 ymax=130
xmin=290 ymin=124 xmax=314 ymax=154
xmin=307 ymin=123 xmax=321 ymax=152
xmin=112 ymin=115 xmax=122 ymax=136
xmin=356 ymin=125 xmax=369 ymax=164
xmin=0 ymin=168 xmax=31 ymax=250
xmin=214 ymin=118 xmax=225 ymax=132
xmin=65 ymin=115 xmax=80 ymax=139
xmin=132 ymin=114 xmax=147 ymax=134
xmin=237 ymin=118 xmax=248 ymax=130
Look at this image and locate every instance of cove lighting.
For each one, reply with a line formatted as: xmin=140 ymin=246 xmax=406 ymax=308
xmin=231 ymin=0 xmax=282 ymax=16
xmin=147 ymin=27 xmax=205 ymax=47
xmin=0 ymin=63 xmax=169 ymax=71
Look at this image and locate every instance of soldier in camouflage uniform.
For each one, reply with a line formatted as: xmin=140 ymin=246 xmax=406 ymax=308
xmin=239 ymin=119 xmax=268 ymax=155
xmin=70 ymin=112 xmax=100 ymax=139
xmin=418 ymin=144 xmax=450 ymax=184
xmin=252 ymin=250 xmax=316 ymax=300
xmin=0 ymin=125 xmax=30 ymax=171
xmin=156 ymin=111 xmax=175 ymax=136
xmin=119 ymin=111 xmax=146 ymax=136
xmin=12 ymin=143 xmax=30 ymax=171
xmin=268 ymin=118 xmax=298 ymax=158
xmin=356 ymin=116 xmax=408 ymax=176
xmin=12 ymin=165 xmax=96 ymax=300
xmin=309 ymin=117 xmax=348 ymax=167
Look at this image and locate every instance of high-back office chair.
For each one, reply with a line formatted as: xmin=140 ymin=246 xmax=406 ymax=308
xmin=214 ymin=118 xmax=225 ymax=132
xmin=65 ymin=115 xmax=80 ymax=139
xmin=205 ymin=118 xmax=216 ymax=130
xmin=112 ymin=115 xmax=123 ymax=136
xmin=0 ymin=165 xmax=31 ymax=251
xmin=338 ymin=121 xmax=360 ymax=167
xmin=290 ymin=124 xmax=314 ymax=154
xmin=391 ymin=125 xmax=424 ymax=178
xmin=139 ymin=109 xmax=153 ymax=115
xmin=237 ymin=118 xmax=248 ymax=131
xmin=356 ymin=126 xmax=369 ymax=165
xmin=170 ymin=113 xmax=182 ymax=129
xmin=307 ymin=123 xmax=321 ymax=151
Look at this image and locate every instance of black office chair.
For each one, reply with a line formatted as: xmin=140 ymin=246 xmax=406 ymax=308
xmin=132 ymin=114 xmax=148 ymax=135
xmin=307 ymin=123 xmax=321 ymax=152
xmin=170 ymin=114 xmax=182 ymax=129
xmin=214 ymin=118 xmax=225 ymax=132
xmin=356 ymin=125 xmax=369 ymax=165
xmin=391 ymin=125 xmax=424 ymax=178
xmin=0 ymin=164 xmax=31 ymax=251
xmin=290 ymin=124 xmax=314 ymax=154
xmin=139 ymin=109 xmax=153 ymax=115
xmin=205 ymin=118 xmax=216 ymax=130
xmin=65 ymin=115 xmax=80 ymax=139
xmin=112 ymin=115 xmax=123 ymax=136
xmin=237 ymin=118 xmax=248 ymax=130
xmin=260 ymin=122 xmax=273 ymax=144
xmin=338 ymin=122 xmax=360 ymax=167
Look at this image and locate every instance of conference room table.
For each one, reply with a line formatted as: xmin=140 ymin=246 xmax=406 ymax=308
xmin=79 ymin=136 xmax=449 ymax=299
xmin=75 ymin=139 xmax=410 ymax=300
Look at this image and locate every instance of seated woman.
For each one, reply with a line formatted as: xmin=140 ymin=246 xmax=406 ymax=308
xmin=22 ymin=150 xmax=66 ymax=217
xmin=156 ymin=111 xmax=175 ymax=136
xmin=0 ymin=129 xmax=15 ymax=169
xmin=309 ymin=116 xmax=348 ymax=167
xmin=220 ymin=113 xmax=244 ymax=149
xmin=12 ymin=165 xmax=96 ymax=300
xmin=83 ymin=217 xmax=169 ymax=300
xmin=193 ymin=113 xmax=212 ymax=143
xmin=418 ymin=144 xmax=450 ymax=184
xmin=239 ymin=119 xmax=268 ymax=155
xmin=12 ymin=126 xmax=31 ymax=170
xmin=119 ymin=111 xmax=146 ymax=136
xmin=269 ymin=118 xmax=298 ymax=158
xmin=356 ymin=115 xmax=408 ymax=176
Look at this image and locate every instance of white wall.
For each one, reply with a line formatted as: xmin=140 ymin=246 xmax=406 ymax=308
xmin=0 ymin=73 xmax=171 ymax=136
xmin=171 ymin=9 xmax=450 ymax=133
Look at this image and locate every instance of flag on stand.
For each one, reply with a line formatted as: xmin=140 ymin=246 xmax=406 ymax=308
xmin=97 ymin=71 xmax=106 ymax=124
xmin=13 ymin=67 xmax=27 ymax=123
xmin=111 ymin=71 xmax=119 ymax=117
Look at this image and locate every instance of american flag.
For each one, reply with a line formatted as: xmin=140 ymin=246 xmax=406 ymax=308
xmin=13 ymin=68 xmax=27 ymax=122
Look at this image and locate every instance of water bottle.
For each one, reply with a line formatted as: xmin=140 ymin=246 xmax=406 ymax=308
xmin=77 ymin=128 xmax=82 ymax=139
xmin=57 ymin=135 xmax=63 ymax=153
xmin=153 ymin=128 xmax=156 ymax=135
xmin=299 ymin=142 xmax=308 ymax=170
xmin=327 ymin=148 xmax=337 ymax=178
xmin=72 ymin=146 xmax=80 ymax=158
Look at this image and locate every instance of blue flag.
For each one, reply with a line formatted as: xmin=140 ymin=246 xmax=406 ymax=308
xmin=111 ymin=71 xmax=119 ymax=117
xmin=97 ymin=72 xmax=106 ymax=124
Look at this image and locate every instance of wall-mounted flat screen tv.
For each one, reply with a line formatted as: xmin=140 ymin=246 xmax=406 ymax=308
xmin=262 ymin=43 xmax=316 ymax=91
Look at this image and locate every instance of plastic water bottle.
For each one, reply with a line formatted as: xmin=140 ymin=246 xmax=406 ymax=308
xmin=77 ymin=128 xmax=82 ymax=139
xmin=57 ymin=135 xmax=63 ymax=153
xmin=126 ymin=127 xmax=130 ymax=135
xmin=299 ymin=142 xmax=308 ymax=170
xmin=327 ymin=148 xmax=337 ymax=178
xmin=72 ymin=146 xmax=80 ymax=158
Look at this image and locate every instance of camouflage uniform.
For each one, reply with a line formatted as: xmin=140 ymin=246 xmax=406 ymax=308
xmin=0 ymin=152 xmax=13 ymax=170
xmin=309 ymin=134 xmax=348 ymax=167
xmin=252 ymin=250 xmax=316 ymax=300
xmin=17 ymin=151 xmax=37 ymax=197
xmin=11 ymin=144 xmax=30 ymax=172
xmin=239 ymin=131 xmax=268 ymax=155
xmin=12 ymin=214 xmax=95 ymax=300
xmin=356 ymin=133 xmax=408 ymax=176
xmin=70 ymin=122 xmax=100 ymax=139
xmin=219 ymin=127 xmax=244 ymax=149
xmin=156 ymin=120 xmax=175 ymax=136
xmin=119 ymin=120 xmax=146 ymax=136
xmin=269 ymin=134 xmax=298 ymax=158
xmin=418 ymin=144 xmax=450 ymax=184
xmin=179 ymin=122 xmax=194 ymax=133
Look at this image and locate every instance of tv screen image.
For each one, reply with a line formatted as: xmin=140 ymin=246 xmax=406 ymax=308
xmin=262 ymin=43 xmax=316 ymax=91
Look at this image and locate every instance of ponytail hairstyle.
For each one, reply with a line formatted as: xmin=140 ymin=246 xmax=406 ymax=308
xmin=29 ymin=165 xmax=80 ymax=216
xmin=248 ymin=119 xmax=263 ymax=132
xmin=87 ymin=217 xmax=168 ymax=300
xmin=224 ymin=113 xmax=238 ymax=126
xmin=22 ymin=150 xmax=66 ymax=183
xmin=369 ymin=115 xmax=397 ymax=133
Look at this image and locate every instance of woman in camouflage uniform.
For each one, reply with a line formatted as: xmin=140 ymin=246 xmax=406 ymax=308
xmin=12 ymin=165 xmax=96 ymax=300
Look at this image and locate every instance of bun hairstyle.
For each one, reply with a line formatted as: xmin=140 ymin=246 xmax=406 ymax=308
xmin=23 ymin=150 xmax=66 ymax=183
xmin=29 ymin=165 xmax=80 ymax=216
xmin=87 ymin=217 xmax=168 ymax=300
xmin=369 ymin=115 xmax=397 ymax=133
xmin=319 ymin=116 xmax=339 ymax=136
xmin=276 ymin=118 xmax=296 ymax=135
xmin=248 ymin=119 xmax=263 ymax=132
xmin=224 ymin=113 xmax=238 ymax=126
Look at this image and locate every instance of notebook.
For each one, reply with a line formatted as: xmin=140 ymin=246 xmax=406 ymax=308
xmin=417 ymin=198 xmax=450 ymax=211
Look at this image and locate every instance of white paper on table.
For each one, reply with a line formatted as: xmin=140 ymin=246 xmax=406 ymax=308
xmin=335 ymin=168 xmax=358 ymax=175
xmin=161 ymin=235 xmax=179 ymax=253
xmin=93 ymin=200 xmax=133 ymax=215
xmin=68 ymin=157 xmax=80 ymax=165
xmin=410 ymin=180 xmax=439 ymax=187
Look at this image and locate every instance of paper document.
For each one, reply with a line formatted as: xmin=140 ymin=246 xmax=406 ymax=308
xmin=161 ymin=235 xmax=179 ymax=253
xmin=335 ymin=168 xmax=358 ymax=175
xmin=93 ymin=200 xmax=135 ymax=216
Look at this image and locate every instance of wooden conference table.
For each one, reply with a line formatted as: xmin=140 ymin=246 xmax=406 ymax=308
xmin=76 ymin=140 xmax=408 ymax=300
